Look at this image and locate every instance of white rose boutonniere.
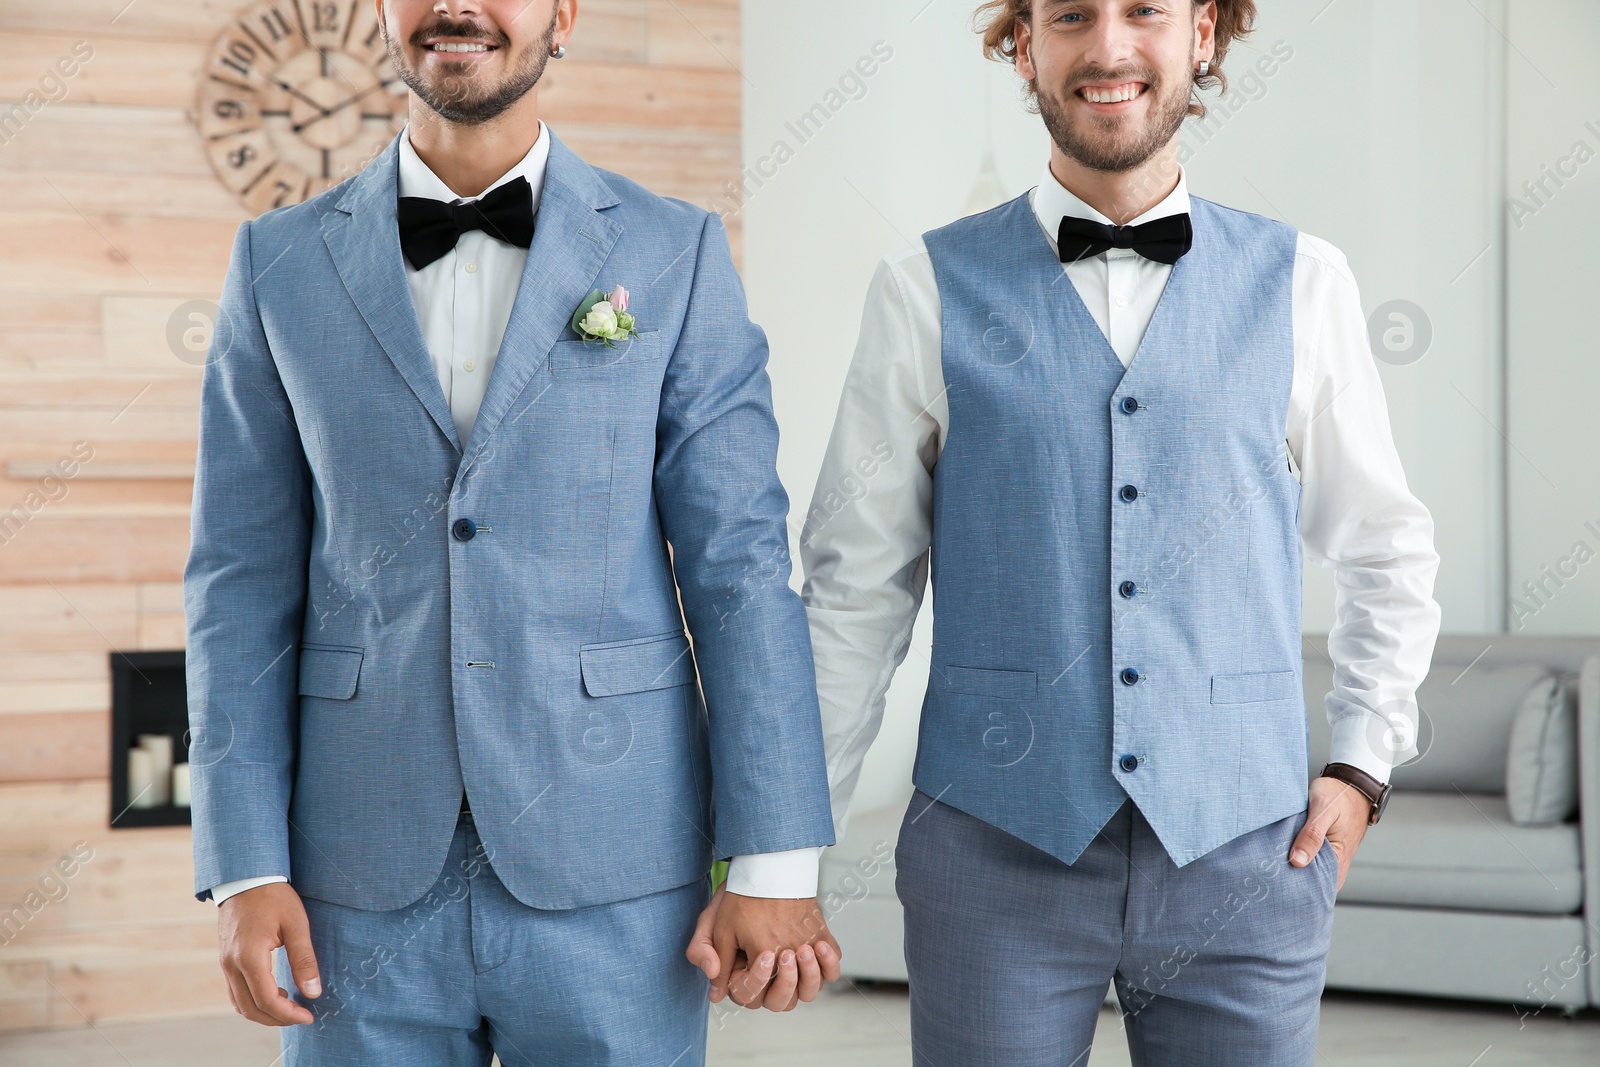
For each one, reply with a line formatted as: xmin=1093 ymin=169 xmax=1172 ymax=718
xmin=571 ymin=285 xmax=640 ymax=347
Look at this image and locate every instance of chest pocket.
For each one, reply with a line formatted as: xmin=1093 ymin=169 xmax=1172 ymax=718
xmin=1211 ymin=670 xmax=1298 ymax=705
xmin=548 ymin=331 xmax=663 ymax=373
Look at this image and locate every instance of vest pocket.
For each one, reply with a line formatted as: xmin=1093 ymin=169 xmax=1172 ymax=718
xmin=579 ymin=631 xmax=694 ymax=697
xmin=944 ymin=666 xmax=1037 ymax=699
xmin=1210 ymin=669 xmax=1298 ymax=704
xmin=297 ymin=645 xmax=364 ymax=700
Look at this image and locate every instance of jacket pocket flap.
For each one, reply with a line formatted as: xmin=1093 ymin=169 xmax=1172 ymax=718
xmin=945 ymin=666 xmax=1037 ymax=699
xmin=549 ymin=331 xmax=661 ymax=370
xmin=580 ymin=631 xmax=694 ymax=697
xmin=1211 ymin=670 xmax=1298 ymax=704
xmin=298 ymin=645 xmax=363 ymax=700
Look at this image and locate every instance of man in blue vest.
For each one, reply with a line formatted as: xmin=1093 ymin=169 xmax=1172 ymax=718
xmin=801 ymin=1 xmax=1441 ymax=1063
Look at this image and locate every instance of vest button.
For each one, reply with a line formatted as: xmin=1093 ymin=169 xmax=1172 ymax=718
xmin=451 ymin=518 xmax=477 ymax=542
xmin=1119 ymin=754 xmax=1140 ymax=773
xmin=1120 ymin=396 xmax=1140 ymax=414
xmin=1120 ymin=667 xmax=1141 ymax=686
xmin=1119 ymin=484 xmax=1140 ymax=503
xmin=1119 ymin=580 xmax=1138 ymax=599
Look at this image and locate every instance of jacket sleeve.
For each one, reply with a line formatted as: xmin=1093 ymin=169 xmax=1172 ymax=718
xmin=184 ymin=220 xmax=313 ymax=900
xmin=652 ymin=212 xmax=836 ymax=858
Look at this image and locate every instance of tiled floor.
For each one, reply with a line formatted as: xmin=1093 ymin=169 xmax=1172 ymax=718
xmin=1 ymin=984 xmax=1595 ymax=1065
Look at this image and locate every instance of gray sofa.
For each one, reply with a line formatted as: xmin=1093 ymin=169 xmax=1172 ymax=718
xmin=821 ymin=634 xmax=1600 ymax=1010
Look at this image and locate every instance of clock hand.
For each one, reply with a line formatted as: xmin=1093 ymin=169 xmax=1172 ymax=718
xmin=292 ymin=80 xmax=398 ymax=134
xmin=269 ymin=75 xmax=334 ymax=117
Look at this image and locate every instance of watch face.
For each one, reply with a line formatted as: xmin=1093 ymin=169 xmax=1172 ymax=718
xmin=198 ymin=1 xmax=409 ymax=215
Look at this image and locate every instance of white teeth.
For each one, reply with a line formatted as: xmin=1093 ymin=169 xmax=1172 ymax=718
xmin=1082 ymin=85 xmax=1144 ymax=104
xmin=432 ymin=43 xmax=490 ymax=53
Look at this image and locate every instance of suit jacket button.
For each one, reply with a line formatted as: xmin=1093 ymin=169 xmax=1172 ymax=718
xmin=1121 ymin=396 xmax=1140 ymax=414
xmin=451 ymin=518 xmax=477 ymax=542
xmin=1119 ymin=754 xmax=1140 ymax=773
xmin=1119 ymin=484 xmax=1140 ymax=503
xmin=1120 ymin=667 xmax=1141 ymax=686
xmin=1119 ymin=580 xmax=1138 ymax=599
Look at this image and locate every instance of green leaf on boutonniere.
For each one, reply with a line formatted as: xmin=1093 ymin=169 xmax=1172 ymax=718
xmin=571 ymin=289 xmax=606 ymax=337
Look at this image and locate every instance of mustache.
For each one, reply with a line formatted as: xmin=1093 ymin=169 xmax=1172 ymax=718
xmin=409 ymin=17 xmax=511 ymax=49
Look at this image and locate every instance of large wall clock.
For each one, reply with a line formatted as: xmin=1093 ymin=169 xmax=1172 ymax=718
xmin=198 ymin=1 xmax=410 ymax=215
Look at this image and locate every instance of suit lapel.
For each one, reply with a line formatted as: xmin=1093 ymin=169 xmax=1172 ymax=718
xmin=322 ymin=137 xmax=462 ymax=452
xmin=461 ymin=133 xmax=623 ymax=458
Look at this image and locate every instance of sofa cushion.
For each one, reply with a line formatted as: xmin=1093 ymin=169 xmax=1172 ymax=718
xmin=1505 ymin=674 xmax=1580 ymax=826
xmin=1340 ymin=792 xmax=1582 ymax=914
xmin=1304 ymin=660 xmax=1547 ymax=792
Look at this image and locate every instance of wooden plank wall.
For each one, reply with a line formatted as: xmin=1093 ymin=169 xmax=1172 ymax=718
xmin=0 ymin=0 xmax=741 ymax=1031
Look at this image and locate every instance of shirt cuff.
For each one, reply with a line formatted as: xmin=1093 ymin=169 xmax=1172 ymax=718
xmin=1327 ymin=714 xmax=1395 ymax=786
xmin=211 ymin=875 xmax=288 ymax=906
xmin=725 ymin=848 xmax=823 ymax=898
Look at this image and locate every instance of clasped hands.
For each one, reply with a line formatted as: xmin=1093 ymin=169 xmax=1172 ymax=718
xmin=684 ymin=888 xmax=842 ymax=1012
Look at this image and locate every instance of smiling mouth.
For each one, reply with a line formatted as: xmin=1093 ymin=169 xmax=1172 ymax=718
xmin=1078 ymin=82 xmax=1148 ymax=105
xmin=425 ymin=41 xmax=498 ymax=55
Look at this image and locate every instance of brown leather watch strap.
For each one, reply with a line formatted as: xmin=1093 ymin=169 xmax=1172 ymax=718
xmin=1319 ymin=762 xmax=1391 ymax=825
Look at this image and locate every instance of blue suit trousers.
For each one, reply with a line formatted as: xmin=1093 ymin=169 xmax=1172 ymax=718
xmin=277 ymin=811 xmax=710 ymax=1066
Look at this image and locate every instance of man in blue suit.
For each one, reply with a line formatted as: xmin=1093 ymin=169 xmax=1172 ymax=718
xmin=185 ymin=1 xmax=838 ymax=1062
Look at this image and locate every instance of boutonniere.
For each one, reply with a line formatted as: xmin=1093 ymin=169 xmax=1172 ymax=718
xmin=570 ymin=285 xmax=640 ymax=347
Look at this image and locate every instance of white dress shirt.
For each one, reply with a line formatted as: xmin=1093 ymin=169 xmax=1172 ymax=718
xmin=398 ymin=124 xmax=550 ymax=445
xmin=802 ymin=163 xmax=1443 ymax=839
xmin=212 ymin=125 xmax=815 ymax=904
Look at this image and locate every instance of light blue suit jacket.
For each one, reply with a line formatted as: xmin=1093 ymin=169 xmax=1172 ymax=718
xmin=185 ymin=131 xmax=834 ymax=911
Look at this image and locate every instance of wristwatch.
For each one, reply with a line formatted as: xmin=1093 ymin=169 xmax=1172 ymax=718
xmin=1320 ymin=762 xmax=1391 ymax=826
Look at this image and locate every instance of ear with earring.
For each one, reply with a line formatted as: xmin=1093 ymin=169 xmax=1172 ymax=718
xmin=550 ymin=42 xmax=567 ymax=59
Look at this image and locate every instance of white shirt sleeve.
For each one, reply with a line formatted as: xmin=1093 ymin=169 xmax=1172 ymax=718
xmin=1289 ymin=234 xmax=1443 ymax=784
xmin=719 ymin=255 xmax=948 ymax=899
xmin=210 ymin=874 xmax=288 ymax=906
xmin=725 ymin=847 xmax=823 ymax=898
xmin=800 ymin=250 xmax=946 ymax=840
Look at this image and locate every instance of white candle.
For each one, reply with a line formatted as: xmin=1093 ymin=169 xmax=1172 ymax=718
xmin=128 ymin=748 xmax=156 ymax=809
xmin=137 ymin=735 xmax=173 ymax=805
xmin=171 ymin=763 xmax=191 ymax=808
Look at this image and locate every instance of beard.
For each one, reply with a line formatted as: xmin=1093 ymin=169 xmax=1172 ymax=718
xmin=388 ymin=12 xmax=557 ymax=126
xmin=1035 ymin=61 xmax=1192 ymax=174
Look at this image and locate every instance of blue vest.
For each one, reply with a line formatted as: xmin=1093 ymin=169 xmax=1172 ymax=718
xmin=918 ymin=194 xmax=1307 ymax=867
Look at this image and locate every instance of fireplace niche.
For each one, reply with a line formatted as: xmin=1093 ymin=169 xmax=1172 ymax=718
xmin=109 ymin=651 xmax=192 ymax=829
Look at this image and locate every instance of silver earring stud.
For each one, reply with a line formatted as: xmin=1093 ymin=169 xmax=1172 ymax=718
xmin=1196 ymin=60 xmax=1210 ymax=78
xmin=550 ymin=42 xmax=566 ymax=59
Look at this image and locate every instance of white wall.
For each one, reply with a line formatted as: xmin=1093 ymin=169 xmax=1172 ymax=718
xmin=1505 ymin=0 xmax=1600 ymax=636
xmin=739 ymin=1 xmax=1510 ymax=813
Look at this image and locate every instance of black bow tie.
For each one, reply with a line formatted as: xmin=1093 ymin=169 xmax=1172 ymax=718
xmin=397 ymin=176 xmax=536 ymax=270
xmin=1057 ymin=212 xmax=1193 ymax=265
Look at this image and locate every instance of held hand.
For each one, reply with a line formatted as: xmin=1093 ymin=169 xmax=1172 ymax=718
xmin=1288 ymin=775 xmax=1373 ymax=890
xmin=216 ymin=881 xmax=321 ymax=1026
xmin=685 ymin=887 xmax=842 ymax=1011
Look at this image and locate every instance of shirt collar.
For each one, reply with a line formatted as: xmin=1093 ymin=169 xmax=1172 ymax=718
xmin=1031 ymin=161 xmax=1190 ymax=250
xmin=397 ymin=120 xmax=551 ymax=206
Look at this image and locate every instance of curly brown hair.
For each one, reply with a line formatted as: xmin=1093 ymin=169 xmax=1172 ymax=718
xmin=974 ymin=0 xmax=1257 ymax=117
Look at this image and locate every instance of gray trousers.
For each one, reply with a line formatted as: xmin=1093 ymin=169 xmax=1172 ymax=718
xmin=896 ymin=791 xmax=1338 ymax=1066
